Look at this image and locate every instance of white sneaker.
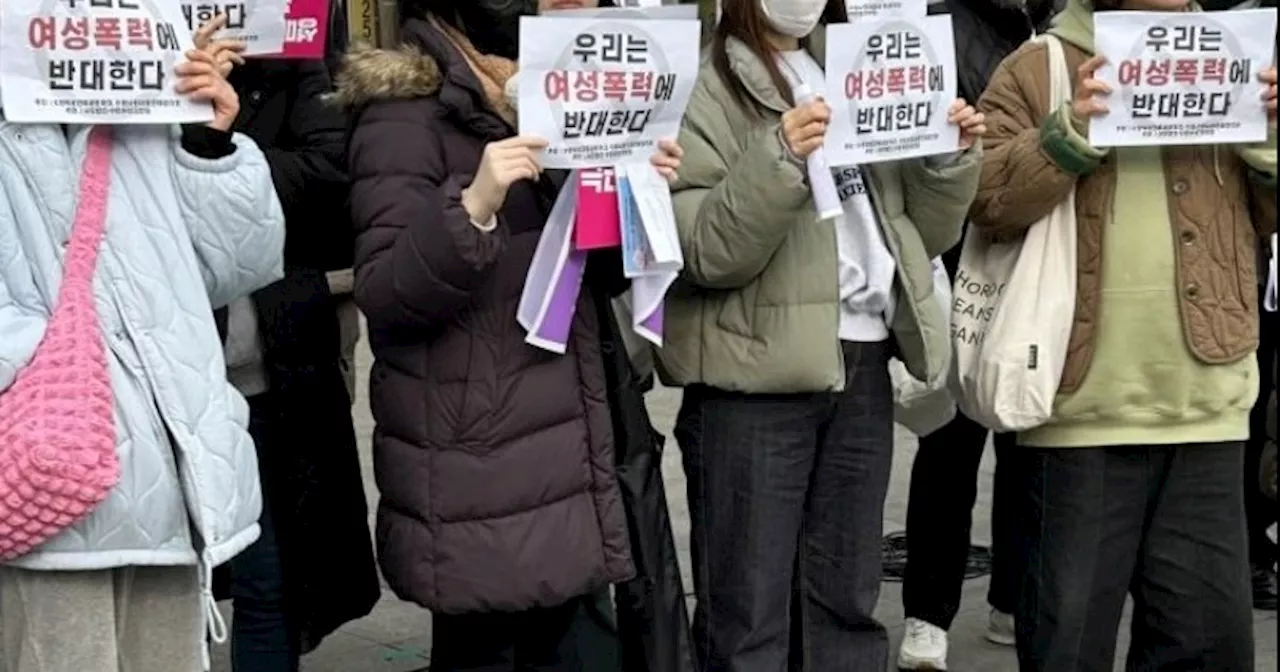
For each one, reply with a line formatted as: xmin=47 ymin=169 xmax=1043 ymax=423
xmin=898 ymin=617 xmax=948 ymax=670
xmin=985 ymin=609 xmax=1016 ymax=646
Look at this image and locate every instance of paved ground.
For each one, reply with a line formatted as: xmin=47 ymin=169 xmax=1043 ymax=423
xmin=211 ymin=333 xmax=1278 ymax=671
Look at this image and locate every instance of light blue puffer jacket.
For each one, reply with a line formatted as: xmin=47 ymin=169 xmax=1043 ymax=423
xmin=0 ymin=120 xmax=284 ymax=576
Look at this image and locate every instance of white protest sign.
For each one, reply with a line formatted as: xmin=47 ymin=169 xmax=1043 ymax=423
xmin=0 ymin=0 xmax=214 ymax=124
xmin=823 ymin=15 xmax=959 ymax=165
xmin=1092 ymin=9 xmax=1277 ymax=147
xmin=845 ymin=0 xmax=928 ymax=21
xmin=517 ymin=16 xmax=700 ymax=169
xmin=178 ymin=0 xmax=288 ymax=56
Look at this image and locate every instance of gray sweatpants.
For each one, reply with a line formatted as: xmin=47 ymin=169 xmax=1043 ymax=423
xmin=0 ymin=565 xmax=203 ymax=672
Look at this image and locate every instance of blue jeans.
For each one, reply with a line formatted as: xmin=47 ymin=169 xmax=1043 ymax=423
xmin=231 ymin=393 xmax=298 ymax=672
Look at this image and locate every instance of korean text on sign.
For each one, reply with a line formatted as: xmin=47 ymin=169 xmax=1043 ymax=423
xmin=179 ymin=0 xmax=287 ymax=56
xmin=278 ymin=0 xmax=330 ymax=59
xmin=516 ymin=16 xmax=700 ymax=169
xmin=823 ymin=15 xmax=959 ymax=165
xmin=1092 ymin=10 xmax=1277 ymax=147
xmin=844 ymin=0 xmax=927 ymax=21
xmin=0 ymin=0 xmax=213 ymax=124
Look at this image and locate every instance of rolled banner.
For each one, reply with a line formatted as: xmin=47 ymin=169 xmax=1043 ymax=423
xmin=793 ymin=83 xmax=843 ymax=221
xmin=1266 ymin=233 xmax=1277 ymax=313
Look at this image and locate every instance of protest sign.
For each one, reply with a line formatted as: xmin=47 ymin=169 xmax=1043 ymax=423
xmin=278 ymin=0 xmax=328 ymax=58
xmin=517 ymin=15 xmax=699 ymax=168
xmin=1 ymin=0 xmax=214 ymax=124
xmin=1092 ymin=10 xmax=1277 ymax=147
xmin=823 ymin=15 xmax=959 ymax=165
xmin=178 ymin=0 xmax=286 ymax=55
xmin=845 ymin=0 xmax=928 ymax=21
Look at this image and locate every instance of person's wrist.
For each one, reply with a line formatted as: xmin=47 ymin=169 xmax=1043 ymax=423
xmin=461 ymin=187 xmax=496 ymax=225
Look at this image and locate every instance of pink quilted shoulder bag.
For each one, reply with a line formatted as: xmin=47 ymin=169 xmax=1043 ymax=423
xmin=0 ymin=126 xmax=119 ymax=560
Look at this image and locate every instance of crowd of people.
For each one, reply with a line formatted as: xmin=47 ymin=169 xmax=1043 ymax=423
xmin=0 ymin=0 xmax=1275 ymax=671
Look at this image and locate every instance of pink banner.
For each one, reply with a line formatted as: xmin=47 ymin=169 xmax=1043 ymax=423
xmin=573 ymin=167 xmax=621 ymax=250
xmin=278 ymin=0 xmax=329 ymax=59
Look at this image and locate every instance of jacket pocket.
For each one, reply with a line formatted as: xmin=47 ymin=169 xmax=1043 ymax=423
xmin=714 ymin=282 xmax=761 ymax=341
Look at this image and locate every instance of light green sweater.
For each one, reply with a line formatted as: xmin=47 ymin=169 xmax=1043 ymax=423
xmin=1021 ymin=147 xmax=1256 ymax=448
xmin=1021 ymin=0 xmax=1260 ymax=447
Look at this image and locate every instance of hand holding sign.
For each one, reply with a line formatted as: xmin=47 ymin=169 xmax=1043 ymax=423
xmin=649 ymin=138 xmax=683 ymax=183
xmin=175 ymin=49 xmax=240 ymax=131
xmin=782 ymin=99 xmax=832 ymax=159
xmin=462 ymin=136 xmax=551 ymax=226
xmin=194 ymin=14 xmax=247 ymax=78
xmin=1261 ymin=67 xmax=1277 ymax=121
xmin=1072 ymin=54 xmax=1112 ymax=125
xmin=948 ymin=99 xmax=986 ymax=149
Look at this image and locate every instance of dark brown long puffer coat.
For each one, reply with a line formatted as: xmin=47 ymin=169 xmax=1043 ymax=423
xmin=337 ymin=18 xmax=634 ymax=615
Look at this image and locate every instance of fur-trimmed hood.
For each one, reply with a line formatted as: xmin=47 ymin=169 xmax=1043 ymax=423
xmin=333 ymin=43 xmax=443 ymax=109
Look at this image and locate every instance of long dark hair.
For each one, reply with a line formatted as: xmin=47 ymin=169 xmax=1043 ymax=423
xmin=711 ymin=0 xmax=846 ymax=112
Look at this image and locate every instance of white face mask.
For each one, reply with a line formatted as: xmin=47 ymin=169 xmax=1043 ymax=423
xmin=760 ymin=0 xmax=827 ymax=38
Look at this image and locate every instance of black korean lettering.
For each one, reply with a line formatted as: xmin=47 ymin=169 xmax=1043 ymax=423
xmin=48 ymin=60 xmax=76 ymax=90
xmin=866 ymin=34 xmax=885 ymax=62
xmin=1145 ymin=25 xmax=1169 ymax=52
xmin=225 ymin=3 xmax=246 ymax=29
xmin=600 ymin=32 xmax=623 ymax=63
xmin=155 ymin=22 xmax=180 ymax=51
xmin=1132 ymin=92 xmax=1156 ymax=119
xmin=564 ymin=110 xmax=586 ymax=139
xmin=605 ymin=110 xmax=630 ymax=136
xmin=78 ymin=59 xmax=105 ymax=90
xmin=108 ymin=59 xmax=136 ymax=90
xmin=571 ymin=33 xmax=596 ymax=63
xmin=88 ymin=0 xmax=113 ymax=6
xmin=625 ymin=34 xmax=648 ymax=64
xmin=874 ymin=105 xmax=894 ymax=132
xmin=1197 ymin=26 xmax=1223 ymax=52
xmin=1207 ymin=91 xmax=1231 ymax=116
xmin=138 ymin=60 xmax=164 ymax=90
xmin=653 ymin=73 xmax=676 ymax=101
xmin=585 ymin=110 xmax=609 ymax=137
xmin=1180 ymin=90 xmax=1205 ymax=117
xmin=927 ymin=65 xmax=945 ymax=92
xmin=626 ymin=109 xmax=651 ymax=133
xmin=1156 ymin=91 xmax=1180 ymax=118
xmin=1228 ymin=58 xmax=1251 ymax=84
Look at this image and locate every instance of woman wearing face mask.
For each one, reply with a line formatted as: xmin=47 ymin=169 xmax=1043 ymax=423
xmin=973 ymin=0 xmax=1277 ymax=667
xmin=660 ymin=0 xmax=985 ymax=669
xmin=337 ymin=0 xmax=683 ymax=669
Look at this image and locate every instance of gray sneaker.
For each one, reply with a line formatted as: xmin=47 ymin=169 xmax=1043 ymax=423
xmin=985 ymin=609 xmax=1016 ymax=646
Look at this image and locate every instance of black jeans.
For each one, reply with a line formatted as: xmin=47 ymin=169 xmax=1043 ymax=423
xmin=429 ymin=591 xmax=620 ymax=672
xmin=1016 ymin=443 xmax=1254 ymax=672
xmin=1247 ymin=304 xmax=1277 ymax=566
xmin=231 ymin=393 xmax=299 ymax=672
xmin=902 ymin=413 xmax=1024 ymax=629
xmin=677 ymin=341 xmax=895 ymax=672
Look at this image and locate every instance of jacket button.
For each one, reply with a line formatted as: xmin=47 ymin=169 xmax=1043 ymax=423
xmin=1172 ymin=180 xmax=1190 ymax=195
xmin=1180 ymin=229 xmax=1196 ymax=244
xmin=1185 ymin=283 xmax=1200 ymax=299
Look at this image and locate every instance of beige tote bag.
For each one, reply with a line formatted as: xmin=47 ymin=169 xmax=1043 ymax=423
xmin=950 ymin=34 xmax=1078 ymax=432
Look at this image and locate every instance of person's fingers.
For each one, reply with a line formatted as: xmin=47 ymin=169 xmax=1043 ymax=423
xmin=1258 ymin=68 xmax=1278 ymax=85
xmin=948 ymin=106 xmax=975 ymax=124
xmin=506 ymin=135 xmax=550 ymax=149
xmin=794 ymin=136 xmax=824 ymax=157
xmin=1080 ymin=78 xmax=1112 ymax=96
xmin=1080 ymin=100 xmax=1109 ymax=116
xmin=193 ymin=13 xmax=229 ymax=49
xmin=948 ymin=98 xmax=967 ymax=115
xmin=960 ymin=112 xmax=985 ymax=128
xmin=650 ymin=153 xmax=681 ymax=171
xmin=658 ymin=138 xmax=683 ymax=159
xmin=1078 ymin=54 xmax=1107 ymax=78
xmin=965 ymin=123 xmax=988 ymax=137
xmin=181 ymin=83 xmax=222 ymax=101
xmin=207 ymin=39 xmax=247 ymax=54
xmin=656 ymin=166 xmax=677 ymax=183
xmin=174 ymin=75 xmax=216 ymax=94
xmin=182 ymin=50 xmax=217 ymax=67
